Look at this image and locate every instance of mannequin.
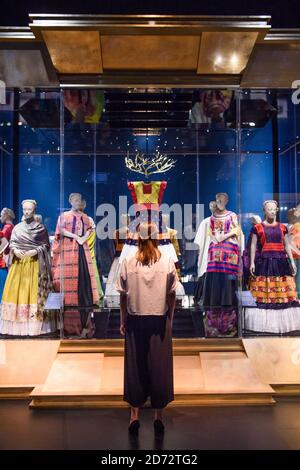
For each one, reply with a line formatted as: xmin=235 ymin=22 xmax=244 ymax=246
xmin=242 ymin=214 xmax=262 ymax=289
xmin=119 ymin=181 xmax=178 ymax=264
xmin=245 ymin=200 xmax=300 ymax=333
xmin=161 ymin=213 xmax=185 ymax=298
xmin=161 ymin=213 xmax=181 ymax=271
xmin=287 ymin=207 xmax=300 ymax=297
xmin=52 ymin=193 xmax=99 ymax=337
xmin=0 ymin=208 xmax=15 ymax=301
xmin=201 ymin=193 xmax=242 ymax=337
xmin=0 ymin=200 xmax=53 ymax=336
xmin=194 ymin=201 xmax=217 ymax=303
xmin=81 ymin=199 xmax=103 ymax=303
xmin=105 ymin=213 xmax=130 ymax=308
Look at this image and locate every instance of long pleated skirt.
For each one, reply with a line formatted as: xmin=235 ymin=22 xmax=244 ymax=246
xmin=63 ymin=244 xmax=95 ymax=337
xmin=124 ymin=313 xmax=174 ymax=409
xmin=0 ymin=256 xmax=40 ymax=336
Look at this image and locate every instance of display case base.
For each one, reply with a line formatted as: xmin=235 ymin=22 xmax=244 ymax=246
xmin=0 ymin=339 xmax=60 ymax=399
xmin=1 ymin=338 xmax=300 ymax=407
xmin=243 ymin=338 xmax=300 ymax=397
xmin=28 ymin=343 xmax=275 ymax=408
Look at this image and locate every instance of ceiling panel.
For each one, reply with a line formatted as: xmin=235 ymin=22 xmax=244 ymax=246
xmin=42 ymin=30 xmax=103 ymax=74
xmin=101 ymin=35 xmax=200 ymax=70
xmin=0 ymin=49 xmax=58 ymax=87
xmin=0 ymin=16 xmax=273 ymax=84
xmin=241 ymin=43 xmax=300 ymax=87
xmin=197 ymin=31 xmax=259 ymax=74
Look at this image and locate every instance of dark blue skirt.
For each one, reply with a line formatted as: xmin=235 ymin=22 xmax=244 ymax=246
xmin=254 ymin=257 xmax=293 ymax=277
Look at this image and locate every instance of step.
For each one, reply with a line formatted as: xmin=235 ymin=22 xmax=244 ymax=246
xmin=29 ymin=350 xmax=274 ymax=408
xmin=243 ymin=338 xmax=300 ymax=396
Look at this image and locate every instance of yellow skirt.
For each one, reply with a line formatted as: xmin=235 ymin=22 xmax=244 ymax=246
xmin=0 ymin=256 xmax=41 ymax=336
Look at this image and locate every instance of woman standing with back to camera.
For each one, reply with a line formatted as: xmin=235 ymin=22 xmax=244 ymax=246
xmin=116 ymin=221 xmax=178 ymax=435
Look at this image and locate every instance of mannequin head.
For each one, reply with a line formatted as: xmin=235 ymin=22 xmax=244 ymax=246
xmin=209 ymin=201 xmax=217 ymax=215
xmin=138 ymin=221 xmax=158 ymax=241
xmin=294 ymin=204 xmax=300 ymax=219
xmin=215 ymin=193 xmax=229 ymax=212
xmin=287 ymin=208 xmax=297 ymax=225
xmin=263 ymin=200 xmax=278 ymax=221
xmin=69 ymin=193 xmax=82 ymax=212
xmin=0 ymin=207 xmax=15 ymax=224
xmin=250 ymin=214 xmax=262 ymax=226
xmin=22 ymin=199 xmax=37 ymax=221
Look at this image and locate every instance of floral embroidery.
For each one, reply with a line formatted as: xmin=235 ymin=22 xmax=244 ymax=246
xmin=1 ymin=302 xmax=38 ymax=321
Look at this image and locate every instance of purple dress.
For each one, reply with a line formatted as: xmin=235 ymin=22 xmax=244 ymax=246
xmin=201 ymin=211 xmax=240 ymax=337
xmin=249 ymin=222 xmax=299 ymax=308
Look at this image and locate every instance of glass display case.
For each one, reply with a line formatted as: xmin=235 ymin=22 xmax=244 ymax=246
xmin=0 ymin=87 xmax=299 ymax=340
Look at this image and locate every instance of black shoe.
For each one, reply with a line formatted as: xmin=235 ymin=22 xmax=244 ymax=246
xmin=128 ymin=420 xmax=140 ymax=435
xmin=153 ymin=419 xmax=165 ymax=435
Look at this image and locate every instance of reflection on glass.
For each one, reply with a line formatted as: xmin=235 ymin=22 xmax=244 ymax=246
xmin=0 ymin=88 xmax=299 ymax=340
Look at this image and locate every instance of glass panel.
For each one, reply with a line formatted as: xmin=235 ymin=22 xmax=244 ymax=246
xmin=241 ymin=89 xmax=300 ymax=337
xmin=0 ymin=90 xmax=14 ymax=211
xmin=1 ymin=86 xmax=299 ymax=341
xmin=194 ymin=91 xmax=240 ymax=338
xmin=59 ymin=88 xmax=240 ymax=340
xmin=0 ymin=89 xmax=61 ymax=338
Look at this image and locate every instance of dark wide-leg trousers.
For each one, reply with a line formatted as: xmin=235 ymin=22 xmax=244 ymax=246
xmin=124 ymin=314 xmax=174 ymax=409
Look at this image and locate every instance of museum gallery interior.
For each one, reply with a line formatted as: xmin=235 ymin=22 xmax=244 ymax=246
xmin=0 ymin=13 xmax=300 ymax=410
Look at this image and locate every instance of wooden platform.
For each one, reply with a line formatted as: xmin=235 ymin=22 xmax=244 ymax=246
xmin=243 ymin=338 xmax=300 ymax=397
xmin=30 ymin=352 xmax=274 ymax=408
xmin=0 ymin=340 xmax=60 ymax=399
xmin=2 ymin=337 xmax=300 ymax=408
xmin=29 ymin=338 xmax=274 ymax=408
xmin=58 ymin=337 xmax=245 ymax=355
